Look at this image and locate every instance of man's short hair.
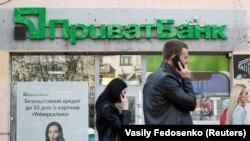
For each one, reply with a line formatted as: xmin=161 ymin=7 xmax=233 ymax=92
xmin=162 ymin=39 xmax=188 ymax=60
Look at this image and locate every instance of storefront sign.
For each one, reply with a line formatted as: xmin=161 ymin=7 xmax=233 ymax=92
xmin=16 ymin=82 xmax=88 ymax=141
xmin=233 ymin=55 xmax=250 ymax=79
xmin=14 ymin=7 xmax=227 ymax=44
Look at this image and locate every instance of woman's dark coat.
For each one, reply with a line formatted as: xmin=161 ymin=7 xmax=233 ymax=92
xmin=96 ymin=101 xmax=131 ymax=141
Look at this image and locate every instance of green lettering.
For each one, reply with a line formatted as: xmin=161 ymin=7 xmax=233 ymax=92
xmin=140 ymin=24 xmax=155 ymax=38
xmin=13 ymin=8 xmax=228 ymax=44
xmin=49 ymin=20 xmax=69 ymax=39
xmin=107 ymin=25 xmax=123 ymax=39
xmin=70 ymin=24 xmax=88 ymax=44
xmin=89 ymin=24 xmax=106 ymax=39
xmin=177 ymin=24 xmax=194 ymax=39
xmin=194 ymin=25 xmax=211 ymax=39
xmin=124 ymin=24 xmax=140 ymax=39
xmin=212 ymin=25 xmax=227 ymax=39
xmin=157 ymin=19 xmax=176 ymax=38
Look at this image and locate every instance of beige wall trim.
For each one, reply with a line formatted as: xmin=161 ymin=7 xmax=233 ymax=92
xmin=0 ymin=51 xmax=10 ymax=141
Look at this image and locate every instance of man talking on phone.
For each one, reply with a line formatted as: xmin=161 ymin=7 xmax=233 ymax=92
xmin=143 ymin=39 xmax=196 ymax=125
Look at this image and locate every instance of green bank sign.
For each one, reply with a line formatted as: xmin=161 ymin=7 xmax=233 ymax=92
xmin=14 ymin=8 xmax=227 ymax=44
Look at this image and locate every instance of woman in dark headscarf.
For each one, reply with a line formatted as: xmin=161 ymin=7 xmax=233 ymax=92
xmin=95 ymin=78 xmax=131 ymax=141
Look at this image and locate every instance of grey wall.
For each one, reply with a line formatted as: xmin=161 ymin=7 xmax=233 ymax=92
xmin=0 ymin=8 xmax=248 ymax=52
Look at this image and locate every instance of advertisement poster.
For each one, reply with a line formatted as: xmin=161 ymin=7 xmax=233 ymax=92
xmin=233 ymin=53 xmax=250 ymax=124
xmin=17 ymin=82 xmax=88 ymax=141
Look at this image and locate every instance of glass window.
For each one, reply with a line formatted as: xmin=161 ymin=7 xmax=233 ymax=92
xmin=10 ymin=54 xmax=95 ymax=141
xmin=191 ymin=72 xmax=230 ymax=95
xmin=99 ymin=55 xmax=142 ymax=85
xmin=120 ymin=55 xmax=132 ymax=66
xmin=145 ymin=54 xmax=230 ymax=123
xmin=191 ymin=72 xmax=230 ymax=121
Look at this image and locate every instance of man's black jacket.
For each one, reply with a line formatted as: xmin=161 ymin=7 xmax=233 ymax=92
xmin=143 ymin=61 xmax=196 ymax=125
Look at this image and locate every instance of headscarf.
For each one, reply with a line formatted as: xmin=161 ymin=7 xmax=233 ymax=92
xmin=95 ymin=78 xmax=127 ymax=112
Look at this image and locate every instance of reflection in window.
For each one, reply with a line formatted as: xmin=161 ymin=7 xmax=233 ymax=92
xmin=100 ymin=55 xmax=142 ymax=85
xmin=191 ymin=72 xmax=230 ymax=95
xmin=11 ymin=55 xmax=95 ymax=140
xmin=145 ymin=54 xmax=230 ymax=123
xmin=12 ymin=55 xmax=95 ymax=82
xmin=190 ymin=72 xmax=230 ymax=121
xmin=120 ymin=55 xmax=132 ymax=66
xmin=127 ymin=96 xmax=136 ymax=124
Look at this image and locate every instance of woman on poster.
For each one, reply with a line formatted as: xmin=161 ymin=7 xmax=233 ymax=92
xmin=45 ymin=121 xmax=65 ymax=141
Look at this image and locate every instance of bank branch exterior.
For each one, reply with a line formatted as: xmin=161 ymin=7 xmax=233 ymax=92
xmin=0 ymin=6 xmax=249 ymax=141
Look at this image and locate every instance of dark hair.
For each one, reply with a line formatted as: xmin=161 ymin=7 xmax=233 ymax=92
xmin=95 ymin=78 xmax=127 ymax=112
xmin=45 ymin=122 xmax=65 ymax=141
xmin=162 ymin=39 xmax=188 ymax=60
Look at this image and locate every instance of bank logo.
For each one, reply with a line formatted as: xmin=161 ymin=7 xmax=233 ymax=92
xmin=14 ymin=7 xmax=227 ymax=44
xmin=238 ymin=58 xmax=250 ymax=74
xmin=23 ymin=91 xmax=48 ymax=96
xmin=14 ymin=8 xmax=46 ymax=39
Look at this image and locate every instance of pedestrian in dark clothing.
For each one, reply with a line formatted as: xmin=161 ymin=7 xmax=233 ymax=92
xmin=95 ymin=78 xmax=131 ymax=141
xmin=143 ymin=39 xmax=196 ymax=125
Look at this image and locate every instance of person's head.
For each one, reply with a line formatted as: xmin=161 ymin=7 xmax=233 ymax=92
xmin=45 ymin=122 xmax=65 ymax=141
xmin=95 ymin=78 xmax=128 ymax=111
xmin=226 ymin=84 xmax=249 ymax=124
xmin=162 ymin=39 xmax=189 ymax=65
xmin=230 ymin=84 xmax=248 ymax=106
xmin=222 ymin=99 xmax=230 ymax=109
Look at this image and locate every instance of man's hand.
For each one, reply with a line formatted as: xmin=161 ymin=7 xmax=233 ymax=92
xmin=177 ymin=61 xmax=191 ymax=78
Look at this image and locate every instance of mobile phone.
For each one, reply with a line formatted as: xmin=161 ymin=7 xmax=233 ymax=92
xmin=171 ymin=55 xmax=185 ymax=71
